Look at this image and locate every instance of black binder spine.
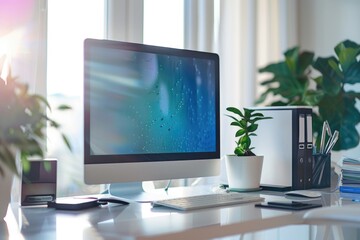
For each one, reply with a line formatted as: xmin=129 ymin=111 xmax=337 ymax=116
xmin=292 ymin=111 xmax=305 ymax=190
xmin=304 ymin=112 xmax=313 ymax=189
xmin=291 ymin=108 xmax=313 ymax=190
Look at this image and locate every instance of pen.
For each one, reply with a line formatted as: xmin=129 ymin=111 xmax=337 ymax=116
xmin=320 ymin=121 xmax=332 ymax=154
xmin=319 ymin=122 xmax=326 ymax=153
xmin=323 ymin=125 xmax=335 ymax=154
xmin=325 ymin=130 xmax=339 ymax=154
xmin=318 ymin=161 xmax=325 ymax=185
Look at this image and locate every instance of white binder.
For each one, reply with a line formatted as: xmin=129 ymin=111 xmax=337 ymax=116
xmin=251 ymin=106 xmax=313 ymax=190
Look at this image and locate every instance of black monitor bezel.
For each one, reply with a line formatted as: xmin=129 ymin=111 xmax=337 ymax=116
xmin=84 ymin=39 xmax=220 ymax=164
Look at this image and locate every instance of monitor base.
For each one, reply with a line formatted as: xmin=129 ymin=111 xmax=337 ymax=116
xmin=108 ymin=182 xmax=214 ymax=203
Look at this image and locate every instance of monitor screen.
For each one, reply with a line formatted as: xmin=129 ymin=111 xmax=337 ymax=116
xmin=84 ymin=39 xmax=220 ymax=187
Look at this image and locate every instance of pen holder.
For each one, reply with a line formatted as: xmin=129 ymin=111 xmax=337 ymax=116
xmin=312 ymin=153 xmax=331 ymax=188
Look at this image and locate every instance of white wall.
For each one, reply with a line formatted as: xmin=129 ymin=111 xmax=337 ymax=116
xmin=299 ymin=0 xmax=360 ymax=55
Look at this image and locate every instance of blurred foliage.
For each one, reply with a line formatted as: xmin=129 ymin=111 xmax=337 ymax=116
xmin=0 ymin=69 xmax=71 ymax=177
xmin=257 ymin=39 xmax=360 ymax=151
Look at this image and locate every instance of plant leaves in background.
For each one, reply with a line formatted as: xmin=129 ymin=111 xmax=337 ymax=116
xmin=257 ymin=39 xmax=360 ymax=151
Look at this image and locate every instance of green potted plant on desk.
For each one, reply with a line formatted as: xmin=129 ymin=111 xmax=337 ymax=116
xmin=0 ymin=70 xmax=71 ymax=219
xmin=225 ymin=107 xmax=272 ymax=191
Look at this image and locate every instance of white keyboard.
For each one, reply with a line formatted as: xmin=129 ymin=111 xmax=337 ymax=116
xmin=152 ymin=192 xmax=264 ymax=211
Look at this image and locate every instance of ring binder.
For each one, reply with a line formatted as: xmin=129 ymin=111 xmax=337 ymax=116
xmin=252 ymin=106 xmax=313 ymax=190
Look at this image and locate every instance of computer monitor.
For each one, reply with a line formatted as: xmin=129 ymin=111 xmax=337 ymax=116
xmin=84 ymin=39 xmax=220 ymax=201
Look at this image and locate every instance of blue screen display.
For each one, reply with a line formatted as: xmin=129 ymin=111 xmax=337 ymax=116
xmin=87 ymin=44 xmax=217 ymax=156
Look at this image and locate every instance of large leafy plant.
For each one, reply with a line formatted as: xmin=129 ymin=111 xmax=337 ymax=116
xmin=257 ymin=39 xmax=360 ymax=151
xmin=226 ymin=107 xmax=272 ymax=156
xmin=256 ymin=47 xmax=322 ymax=106
xmin=0 ymin=70 xmax=71 ymax=177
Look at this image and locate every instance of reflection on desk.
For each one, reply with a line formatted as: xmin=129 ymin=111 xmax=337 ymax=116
xmin=304 ymin=204 xmax=360 ymax=224
xmin=6 ymin=188 xmax=354 ymax=240
xmin=3 ymin=192 xmax=304 ymax=240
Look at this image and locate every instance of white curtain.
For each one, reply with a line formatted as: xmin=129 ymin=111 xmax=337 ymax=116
xmin=106 ymin=0 xmax=144 ymax=43
xmin=184 ymin=0 xmax=299 ymax=182
xmin=184 ymin=0 xmax=215 ymax=52
xmin=219 ymin=0 xmax=298 ymax=157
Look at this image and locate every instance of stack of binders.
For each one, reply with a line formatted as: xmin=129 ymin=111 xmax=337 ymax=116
xmin=339 ymin=157 xmax=360 ymax=195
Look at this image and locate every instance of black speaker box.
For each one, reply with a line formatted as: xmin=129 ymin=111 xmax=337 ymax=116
xmin=21 ymin=159 xmax=57 ymax=206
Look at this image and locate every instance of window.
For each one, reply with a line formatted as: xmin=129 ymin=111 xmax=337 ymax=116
xmin=47 ymin=0 xmax=184 ymax=196
xmin=47 ymin=0 xmax=105 ymax=196
xmin=143 ymin=0 xmax=184 ymax=48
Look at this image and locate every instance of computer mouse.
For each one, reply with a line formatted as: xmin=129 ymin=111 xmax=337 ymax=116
xmin=285 ymin=190 xmax=322 ymax=198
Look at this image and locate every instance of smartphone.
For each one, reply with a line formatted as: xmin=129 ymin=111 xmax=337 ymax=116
xmin=260 ymin=184 xmax=292 ymax=192
xmin=267 ymin=201 xmax=306 ymax=207
xmin=48 ymin=197 xmax=100 ymax=210
xmin=255 ymin=201 xmax=322 ymax=211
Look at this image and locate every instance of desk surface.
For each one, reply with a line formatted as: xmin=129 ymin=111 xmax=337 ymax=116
xmin=0 ymin=188 xmax=348 ymax=240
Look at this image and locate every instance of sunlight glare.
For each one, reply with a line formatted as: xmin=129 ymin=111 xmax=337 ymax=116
xmin=47 ymin=0 xmax=104 ymax=96
xmin=143 ymin=0 xmax=184 ymax=48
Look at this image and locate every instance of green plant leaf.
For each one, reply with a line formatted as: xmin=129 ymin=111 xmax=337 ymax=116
xmin=235 ymin=129 xmax=245 ymax=137
xmin=32 ymin=94 xmax=52 ymax=111
xmin=226 ymin=107 xmax=244 ymax=117
xmin=244 ymin=108 xmax=254 ymax=119
xmin=298 ymin=51 xmax=315 ymax=74
xmin=250 ymin=116 xmax=272 ymax=123
xmin=0 ymin=145 xmax=19 ymax=177
xmin=260 ymin=79 xmax=277 ymax=85
xmin=334 ymin=40 xmax=360 ymax=72
xmin=344 ymin=61 xmax=360 ymax=84
xmin=234 ymin=147 xmax=245 ymax=156
xmin=258 ymin=47 xmax=315 ymax=107
xmin=255 ymin=87 xmax=278 ymax=105
xmin=336 ymin=122 xmax=360 ymax=150
xmin=57 ymin=104 xmax=72 ymax=110
xmin=328 ymin=59 xmax=344 ymax=77
xmin=257 ymin=40 xmax=360 ymax=151
xmin=0 ymin=69 xmax=72 ymax=175
xmin=230 ymin=121 xmax=242 ymax=127
xmin=250 ymin=112 xmax=264 ymax=118
xmin=239 ymin=119 xmax=247 ymax=128
xmin=319 ymin=91 xmax=360 ymax=150
xmin=247 ymin=123 xmax=258 ymax=133
xmin=303 ymin=89 xmax=324 ymax=106
xmin=284 ymin=47 xmax=299 ymax=74
xmin=226 ymin=106 xmax=271 ymax=155
xmin=270 ymin=101 xmax=289 ymax=106
xmin=313 ymin=76 xmax=323 ymax=85
xmin=313 ymin=57 xmax=342 ymax=95
xmin=62 ymin=133 xmax=72 ymax=151
xmin=240 ymin=135 xmax=251 ymax=150
xmin=259 ymin=62 xmax=291 ymax=76
xmin=226 ymin=114 xmax=239 ymax=124
xmin=22 ymin=157 xmax=31 ymax=173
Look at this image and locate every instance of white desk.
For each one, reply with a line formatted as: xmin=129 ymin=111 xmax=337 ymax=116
xmin=0 ymin=189 xmax=344 ymax=240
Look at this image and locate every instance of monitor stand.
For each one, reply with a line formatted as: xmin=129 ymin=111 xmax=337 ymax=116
xmin=108 ymin=182 xmax=213 ymax=203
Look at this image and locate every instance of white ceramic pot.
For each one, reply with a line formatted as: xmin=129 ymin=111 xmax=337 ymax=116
xmin=0 ymin=163 xmax=14 ymax=219
xmin=225 ymin=155 xmax=264 ymax=190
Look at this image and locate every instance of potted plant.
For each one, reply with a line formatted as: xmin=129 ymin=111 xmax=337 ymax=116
xmin=225 ymin=107 xmax=272 ymax=191
xmin=256 ymin=39 xmax=360 ymax=151
xmin=0 ymin=69 xmax=71 ymax=219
